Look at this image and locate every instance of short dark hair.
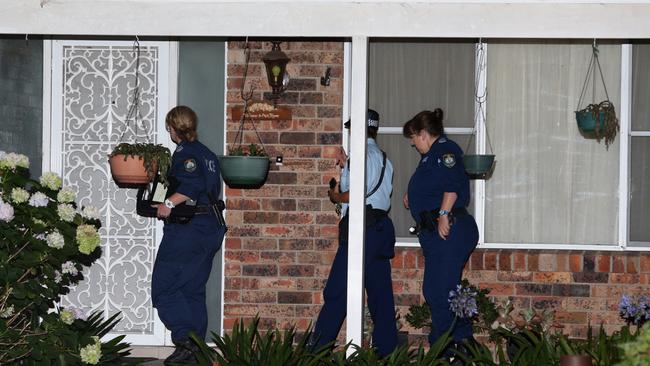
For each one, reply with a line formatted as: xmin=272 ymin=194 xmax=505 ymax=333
xmin=402 ymin=108 xmax=444 ymax=138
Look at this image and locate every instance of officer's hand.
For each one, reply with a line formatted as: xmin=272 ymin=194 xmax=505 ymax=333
xmin=328 ymin=183 xmax=340 ymax=203
xmin=153 ymin=203 xmax=172 ymax=219
xmin=438 ymin=215 xmax=450 ymax=240
xmin=403 ymin=193 xmax=409 ymax=210
xmin=336 ymin=147 xmax=348 ymax=168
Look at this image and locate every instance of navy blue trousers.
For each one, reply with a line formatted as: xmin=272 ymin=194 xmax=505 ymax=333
xmin=419 ymin=215 xmax=478 ymax=344
xmin=313 ymin=216 xmax=398 ymax=357
xmin=152 ymin=218 xmax=224 ymax=343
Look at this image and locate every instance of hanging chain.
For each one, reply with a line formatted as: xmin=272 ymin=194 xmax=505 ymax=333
xmin=577 ymin=39 xmax=611 ymax=109
xmin=231 ymin=37 xmax=267 ymax=155
xmin=466 ymin=39 xmax=494 ymax=155
xmin=118 ymin=36 xmax=149 ymax=144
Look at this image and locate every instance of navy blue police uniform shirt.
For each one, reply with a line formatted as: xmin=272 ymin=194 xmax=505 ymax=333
xmin=406 ymin=135 xmax=470 ymax=222
xmin=170 ymin=140 xmax=221 ymax=206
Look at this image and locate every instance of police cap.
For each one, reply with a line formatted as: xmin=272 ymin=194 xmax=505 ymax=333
xmin=344 ymin=109 xmax=380 ymax=129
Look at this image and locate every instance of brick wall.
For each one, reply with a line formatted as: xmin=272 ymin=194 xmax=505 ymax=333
xmin=394 ymin=249 xmax=650 ymax=341
xmin=223 ymin=40 xmax=650 ymax=340
xmin=224 ymin=41 xmax=344 ymax=331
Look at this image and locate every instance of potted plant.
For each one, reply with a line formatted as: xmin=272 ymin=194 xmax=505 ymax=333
xmin=108 ymin=142 xmax=171 ymax=186
xmin=575 ymin=100 xmax=619 ymax=148
xmin=575 ymin=42 xmax=619 ymax=148
xmin=218 ymin=143 xmax=270 ymax=188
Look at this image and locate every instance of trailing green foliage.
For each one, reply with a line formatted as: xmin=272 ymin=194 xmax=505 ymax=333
xmin=110 ymin=142 xmax=172 ymax=185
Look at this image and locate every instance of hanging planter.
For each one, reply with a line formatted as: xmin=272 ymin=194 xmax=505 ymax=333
xmin=465 ymin=41 xmax=496 ymax=180
xmin=574 ymin=41 xmax=619 ymax=148
xmin=108 ymin=39 xmax=171 ymax=187
xmin=218 ymin=40 xmax=282 ymax=189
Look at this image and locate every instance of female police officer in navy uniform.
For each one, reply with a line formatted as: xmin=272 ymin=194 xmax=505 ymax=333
xmin=152 ymin=106 xmax=226 ymax=364
xmin=402 ymin=109 xmax=479 ymax=347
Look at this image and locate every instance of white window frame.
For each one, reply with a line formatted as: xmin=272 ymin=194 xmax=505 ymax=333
xmin=374 ymin=42 xmax=650 ymax=251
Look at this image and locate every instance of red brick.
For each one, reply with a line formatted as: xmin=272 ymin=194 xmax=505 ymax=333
xmin=569 ymin=253 xmax=583 ymax=272
xmin=244 ymin=211 xmax=279 ymax=224
xmin=497 ymin=271 xmax=533 ymax=282
xmin=278 ymin=291 xmax=313 ymax=304
xmin=513 ymin=252 xmax=527 ymax=271
xmin=533 ymin=272 xmax=572 ymax=283
xmin=612 ymin=256 xmax=626 ymax=273
xmin=498 ymin=252 xmax=512 ymax=271
xmin=596 ymin=254 xmax=611 ymax=272
xmin=528 ymin=253 xmax=539 ymax=271
xmin=610 ymin=273 xmax=640 ymax=284
xmin=484 ymin=252 xmax=497 ymax=270
xmin=627 ymin=256 xmax=640 ymax=274
xmin=469 ymin=251 xmax=483 ymax=270
xmin=261 ymin=251 xmax=296 ymax=263
xmin=538 ymin=253 xmax=556 ymax=272
xmin=280 ymin=265 xmax=315 ymax=277
xmin=242 ymin=238 xmax=278 ymax=250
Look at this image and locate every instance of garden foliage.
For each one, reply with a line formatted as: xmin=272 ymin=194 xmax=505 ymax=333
xmin=0 ymin=151 xmax=129 ymax=365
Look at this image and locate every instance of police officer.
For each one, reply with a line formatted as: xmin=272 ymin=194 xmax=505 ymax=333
xmin=152 ymin=106 xmax=226 ymax=365
xmin=312 ymin=109 xmax=398 ymax=357
xmin=402 ymin=109 xmax=479 ymax=347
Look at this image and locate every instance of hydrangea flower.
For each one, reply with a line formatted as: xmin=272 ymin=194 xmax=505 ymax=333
xmin=0 ymin=152 xmax=29 ymax=170
xmin=61 ymin=261 xmax=78 ymax=276
xmin=81 ymin=205 xmax=101 ymax=221
xmin=0 ymin=199 xmax=15 ymax=222
xmin=54 ymin=270 xmax=62 ymax=284
xmin=11 ymin=188 xmax=30 ymax=204
xmin=76 ymin=224 xmax=100 ymax=254
xmin=57 ymin=203 xmax=77 ymax=222
xmin=448 ymin=283 xmax=479 ymax=319
xmin=70 ymin=307 xmax=88 ymax=321
xmin=29 ymin=192 xmax=50 ymax=207
xmin=57 ymin=187 xmax=76 ymax=203
xmin=39 ymin=172 xmax=62 ymax=190
xmin=79 ymin=337 xmax=102 ymax=365
xmin=46 ymin=231 xmax=65 ymax=249
xmin=60 ymin=309 xmax=76 ymax=325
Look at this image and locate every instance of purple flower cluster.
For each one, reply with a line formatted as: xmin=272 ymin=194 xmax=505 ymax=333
xmin=619 ymin=294 xmax=650 ymax=326
xmin=448 ymin=283 xmax=479 ymax=319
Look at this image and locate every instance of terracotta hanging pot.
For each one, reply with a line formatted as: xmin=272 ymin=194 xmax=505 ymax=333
xmin=560 ymin=355 xmax=593 ymax=366
xmin=109 ymin=154 xmax=156 ymax=185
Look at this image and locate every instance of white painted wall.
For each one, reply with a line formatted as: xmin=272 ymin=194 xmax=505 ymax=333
xmin=3 ymin=1 xmax=650 ymax=38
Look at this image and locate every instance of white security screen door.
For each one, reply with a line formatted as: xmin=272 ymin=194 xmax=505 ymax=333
xmin=48 ymin=40 xmax=173 ymax=345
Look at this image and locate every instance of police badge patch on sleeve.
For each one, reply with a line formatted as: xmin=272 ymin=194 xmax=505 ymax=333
xmin=442 ymin=153 xmax=456 ymax=168
xmin=184 ymin=159 xmax=197 ymax=172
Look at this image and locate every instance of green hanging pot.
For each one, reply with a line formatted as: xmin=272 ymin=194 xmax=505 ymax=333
xmin=575 ymin=109 xmax=605 ymax=133
xmin=217 ymin=155 xmax=270 ymax=188
xmin=464 ymin=154 xmax=495 ymax=179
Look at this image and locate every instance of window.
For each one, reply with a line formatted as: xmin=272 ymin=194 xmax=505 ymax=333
xmin=368 ymin=39 xmax=476 ymax=239
xmin=629 ymin=43 xmax=650 ymax=247
xmin=365 ymin=39 xmax=649 ymax=250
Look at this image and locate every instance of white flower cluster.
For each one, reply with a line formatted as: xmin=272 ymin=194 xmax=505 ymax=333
xmin=81 ymin=206 xmax=101 ymax=221
xmin=79 ymin=336 xmax=102 ymax=365
xmin=46 ymin=230 xmax=65 ymax=249
xmin=29 ymin=192 xmax=49 ymax=207
xmin=11 ymin=188 xmax=30 ymax=204
xmin=61 ymin=260 xmax=78 ymax=276
xmin=57 ymin=187 xmax=76 ymax=203
xmin=0 ymin=151 xmax=29 ymax=170
xmin=57 ymin=203 xmax=77 ymax=222
xmin=40 ymin=172 xmax=62 ymax=190
xmin=60 ymin=309 xmax=76 ymax=325
xmin=0 ymin=197 xmax=15 ymax=222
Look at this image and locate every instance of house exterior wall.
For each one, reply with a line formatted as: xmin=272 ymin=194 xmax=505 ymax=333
xmin=223 ymin=40 xmax=650 ymax=340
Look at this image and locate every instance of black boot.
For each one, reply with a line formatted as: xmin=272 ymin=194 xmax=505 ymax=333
xmin=164 ymin=340 xmax=198 ymax=365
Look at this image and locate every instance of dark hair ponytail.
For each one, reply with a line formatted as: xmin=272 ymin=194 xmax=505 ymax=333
xmin=402 ymin=109 xmax=445 ymax=138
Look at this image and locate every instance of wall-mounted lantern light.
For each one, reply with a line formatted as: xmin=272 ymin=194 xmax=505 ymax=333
xmin=262 ymin=41 xmax=290 ymax=104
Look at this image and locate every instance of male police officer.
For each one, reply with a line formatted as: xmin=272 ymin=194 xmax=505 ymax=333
xmin=153 ymin=106 xmax=226 ymax=364
xmin=312 ymin=109 xmax=398 ymax=357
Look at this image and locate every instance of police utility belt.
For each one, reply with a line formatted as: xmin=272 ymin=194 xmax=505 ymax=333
xmin=409 ymin=207 xmax=469 ymax=235
xmin=135 ymin=176 xmax=227 ymax=229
